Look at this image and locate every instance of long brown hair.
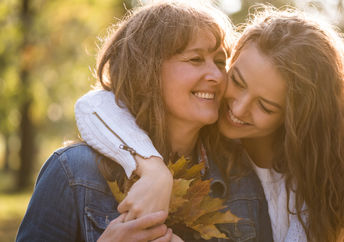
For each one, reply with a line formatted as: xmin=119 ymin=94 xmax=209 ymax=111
xmin=96 ymin=1 xmax=233 ymax=161
xmin=231 ymin=7 xmax=344 ymax=241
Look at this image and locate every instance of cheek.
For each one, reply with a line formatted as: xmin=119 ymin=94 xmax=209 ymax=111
xmin=217 ymin=80 xmax=226 ymax=102
xmin=254 ymin=112 xmax=284 ymax=133
xmin=224 ymin=80 xmax=234 ymax=99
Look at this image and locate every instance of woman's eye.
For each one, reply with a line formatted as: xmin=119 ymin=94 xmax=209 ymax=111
xmin=189 ymin=57 xmax=203 ymax=63
xmin=259 ymin=101 xmax=274 ymax=114
xmin=231 ymin=74 xmax=244 ymax=88
xmin=215 ymin=59 xmax=226 ymax=68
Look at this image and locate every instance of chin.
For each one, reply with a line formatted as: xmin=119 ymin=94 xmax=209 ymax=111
xmin=218 ymin=120 xmax=238 ymax=139
xmin=203 ymin=115 xmax=219 ymax=125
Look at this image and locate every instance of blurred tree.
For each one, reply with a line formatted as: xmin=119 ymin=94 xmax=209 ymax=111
xmin=0 ymin=1 xmax=21 ymax=172
xmin=0 ymin=0 xmax=125 ymax=190
xmin=0 ymin=0 xmax=343 ymax=191
xmin=228 ymin=0 xmax=295 ymax=25
xmin=17 ymin=0 xmax=35 ymax=190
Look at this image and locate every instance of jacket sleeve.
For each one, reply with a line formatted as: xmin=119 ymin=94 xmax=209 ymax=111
xmin=16 ymin=153 xmax=80 ymax=242
xmin=74 ymin=89 xmax=162 ymax=178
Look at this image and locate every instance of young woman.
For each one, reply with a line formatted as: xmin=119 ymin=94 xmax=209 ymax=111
xmin=219 ymin=8 xmax=344 ymax=242
xmin=17 ymin=1 xmax=272 ymax=241
xmin=75 ymin=6 xmax=344 ymax=242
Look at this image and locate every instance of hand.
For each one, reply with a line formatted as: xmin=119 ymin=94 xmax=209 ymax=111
xmin=171 ymin=233 xmax=184 ymax=242
xmin=118 ymin=156 xmax=173 ymax=221
xmin=97 ymin=211 xmax=172 ymax=242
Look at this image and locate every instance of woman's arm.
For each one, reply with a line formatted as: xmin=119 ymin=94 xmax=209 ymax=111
xmin=75 ymin=89 xmax=163 ymax=177
xmin=16 ymin=151 xmax=172 ymax=242
xmin=75 ymin=90 xmax=173 ymax=221
xmin=97 ymin=211 xmax=172 ymax=242
xmin=16 ymin=153 xmax=81 ymax=241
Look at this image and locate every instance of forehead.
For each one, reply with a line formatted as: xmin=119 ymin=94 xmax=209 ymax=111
xmin=184 ymin=29 xmax=225 ymax=55
xmin=233 ymin=43 xmax=287 ymax=105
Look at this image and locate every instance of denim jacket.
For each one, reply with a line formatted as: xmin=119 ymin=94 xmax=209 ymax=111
xmin=16 ymin=143 xmax=272 ymax=242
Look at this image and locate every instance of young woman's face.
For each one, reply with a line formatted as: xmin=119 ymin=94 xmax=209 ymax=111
xmin=161 ymin=30 xmax=227 ymax=128
xmin=218 ymin=43 xmax=286 ymax=142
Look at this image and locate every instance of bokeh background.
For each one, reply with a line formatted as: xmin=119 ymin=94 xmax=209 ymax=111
xmin=0 ymin=0 xmax=343 ymax=240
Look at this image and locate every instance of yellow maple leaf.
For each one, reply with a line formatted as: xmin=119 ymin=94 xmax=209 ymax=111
xmin=168 ymin=157 xmax=187 ymax=178
xmin=182 ymin=162 xmax=205 ymax=179
xmin=199 ymin=196 xmax=226 ymax=213
xmin=192 ymin=224 xmax=228 ymax=240
xmin=107 ymin=181 xmax=125 ymax=203
xmin=169 ymin=178 xmax=192 ymax=213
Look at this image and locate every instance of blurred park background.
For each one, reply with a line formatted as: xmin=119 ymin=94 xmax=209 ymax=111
xmin=0 ymin=0 xmax=343 ymax=240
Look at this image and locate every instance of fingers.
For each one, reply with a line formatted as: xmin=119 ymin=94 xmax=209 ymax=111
xmin=124 ymin=209 xmax=138 ymax=222
xmin=117 ymin=198 xmax=129 ymax=214
xmin=132 ymin=210 xmax=168 ymax=229
xmin=118 ymin=196 xmax=144 ymax=221
xmin=109 ymin=213 xmax=126 ymax=225
xmin=151 ymin=228 xmax=173 ymax=242
xmin=171 ymin=233 xmax=184 ymax=242
xmin=141 ymin=224 xmax=168 ymax=241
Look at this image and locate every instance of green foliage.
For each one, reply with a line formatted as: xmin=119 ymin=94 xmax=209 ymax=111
xmin=0 ymin=0 xmax=125 ymax=172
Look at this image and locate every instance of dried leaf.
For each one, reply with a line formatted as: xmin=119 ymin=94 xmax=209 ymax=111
xmin=168 ymin=157 xmax=187 ymax=178
xmin=195 ymin=210 xmax=240 ymax=226
xmin=182 ymin=162 xmax=205 ymax=179
xmin=107 ymin=181 xmax=125 ymax=203
xmin=108 ymin=157 xmax=240 ymax=240
xmin=169 ymin=179 xmax=192 ymax=213
xmin=200 ymin=196 xmax=226 ymax=213
xmin=192 ymin=224 xmax=228 ymax=240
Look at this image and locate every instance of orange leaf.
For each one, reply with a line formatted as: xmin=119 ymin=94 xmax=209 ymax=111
xmin=195 ymin=209 xmax=240 ymax=226
xmin=168 ymin=156 xmax=187 ymax=178
xmin=182 ymin=162 xmax=205 ymax=179
xmin=192 ymin=224 xmax=228 ymax=240
xmin=107 ymin=181 xmax=126 ymax=203
xmin=200 ymin=196 xmax=226 ymax=213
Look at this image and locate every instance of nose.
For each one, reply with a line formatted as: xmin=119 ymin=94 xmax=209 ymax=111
xmin=204 ymin=62 xmax=225 ymax=85
xmin=231 ymin=93 xmax=251 ymax=118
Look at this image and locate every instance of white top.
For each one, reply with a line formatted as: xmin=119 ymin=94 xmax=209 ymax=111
xmin=74 ymin=89 xmax=308 ymax=241
xmin=74 ymin=89 xmax=162 ymax=177
xmin=250 ymin=162 xmax=307 ymax=242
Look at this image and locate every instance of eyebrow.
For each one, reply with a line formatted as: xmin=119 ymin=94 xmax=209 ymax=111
xmin=185 ymin=47 xmax=226 ymax=56
xmin=233 ymin=66 xmax=283 ymax=110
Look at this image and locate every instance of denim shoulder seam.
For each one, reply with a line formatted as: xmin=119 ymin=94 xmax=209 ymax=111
xmin=56 ymin=147 xmax=112 ymax=195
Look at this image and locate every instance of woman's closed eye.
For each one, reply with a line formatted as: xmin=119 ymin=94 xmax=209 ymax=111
xmin=231 ymin=74 xmax=245 ymax=88
xmin=189 ymin=56 xmax=204 ymax=64
xmin=215 ymin=58 xmax=226 ymax=69
xmin=258 ymin=100 xmax=275 ymax=114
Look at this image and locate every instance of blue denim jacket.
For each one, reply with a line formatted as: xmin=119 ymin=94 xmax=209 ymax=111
xmin=16 ymin=143 xmax=272 ymax=242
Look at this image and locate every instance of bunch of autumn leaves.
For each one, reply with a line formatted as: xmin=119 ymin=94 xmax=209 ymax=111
xmin=108 ymin=157 xmax=240 ymax=240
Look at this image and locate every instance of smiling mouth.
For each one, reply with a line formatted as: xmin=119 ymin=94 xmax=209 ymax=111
xmin=228 ymin=107 xmax=251 ymax=126
xmin=193 ymin=91 xmax=215 ymax=100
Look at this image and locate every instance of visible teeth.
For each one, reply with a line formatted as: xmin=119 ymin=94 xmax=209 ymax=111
xmin=229 ymin=108 xmax=245 ymax=124
xmin=194 ymin=92 xmax=215 ymax=100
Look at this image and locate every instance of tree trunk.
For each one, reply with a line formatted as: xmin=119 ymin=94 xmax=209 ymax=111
xmin=3 ymin=134 xmax=10 ymax=171
xmin=17 ymin=0 xmax=36 ymax=190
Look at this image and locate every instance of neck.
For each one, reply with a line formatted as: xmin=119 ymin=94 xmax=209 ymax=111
xmin=167 ymin=119 xmax=201 ymax=157
xmin=241 ymin=136 xmax=276 ymax=168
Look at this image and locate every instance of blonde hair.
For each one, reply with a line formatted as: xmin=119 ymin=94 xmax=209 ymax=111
xmin=231 ymin=7 xmax=344 ymax=242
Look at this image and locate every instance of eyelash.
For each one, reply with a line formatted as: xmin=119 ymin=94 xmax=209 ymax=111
xmin=231 ymin=74 xmax=275 ymax=114
xmin=188 ymin=57 xmax=226 ymax=68
xmin=189 ymin=57 xmax=203 ymax=63
xmin=215 ymin=59 xmax=226 ymax=68
xmin=231 ymin=74 xmax=244 ymax=88
xmin=258 ymin=101 xmax=274 ymax=114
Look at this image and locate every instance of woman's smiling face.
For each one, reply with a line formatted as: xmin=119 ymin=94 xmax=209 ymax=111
xmin=161 ymin=29 xmax=227 ymax=129
xmin=219 ymin=42 xmax=286 ymax=142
